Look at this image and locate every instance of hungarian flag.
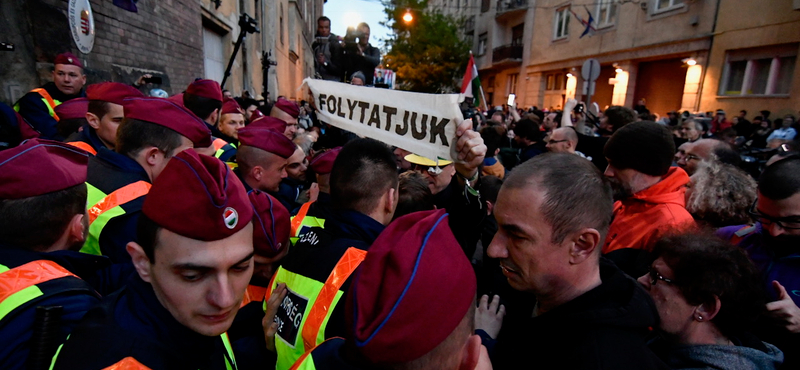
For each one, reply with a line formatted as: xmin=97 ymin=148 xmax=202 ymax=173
xmin=461 ymin=54 xmax=482 ymax=108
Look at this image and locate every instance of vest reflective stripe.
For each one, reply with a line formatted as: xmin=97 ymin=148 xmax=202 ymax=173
xmin=221 ymin=332 xmax=238 ymax=370
xmin=82 ymin=182 xmax=150 ymax=256
xmin=301 ymin=247 xmax=366 ymax=351
xmin=31 ymin=88 xmax=61 ymax=121
xmin=288 ymin=351 xmax=314 ymax=370
xmin=291 ymin=202 xmax=314 ymax=236
xmin=214 ymin=143 xmax=237 ymax=159
xmin=88 ymin=181 xmax=151 ymax=225
xmin=271 ymin=247 xmax=367 ymax=369
xmin=730 ymin=224 xmax=757 ymax=246
xmin=66 ymin=141 xmax=97 ymax=155
xmin=241 ymin=285 xmax=268 ymax=307
xmin=212 ymin=138 xmax=228 ymax=151
xmin=102 ymin=357 xmax=152 ymax=370
xmin=0 ymin=260 xmax=78 ymax=321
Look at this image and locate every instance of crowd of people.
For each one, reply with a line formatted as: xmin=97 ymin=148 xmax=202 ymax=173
xmin=0 ymin=46 xmax=798 ymax=370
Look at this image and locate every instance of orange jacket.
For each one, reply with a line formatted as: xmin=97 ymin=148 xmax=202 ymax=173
xmin=603 ymin=167 xmax=695 ymax=254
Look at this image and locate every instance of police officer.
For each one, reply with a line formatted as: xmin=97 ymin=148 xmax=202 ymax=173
xmin=214 ymin=98 xmax=245 ymax=162
xmin=235 ymin=118 xmax=297 ymax=193
xmin=50 ymin=150 xmax=254 ymax=370
xmin=83 ymin=97 xmax=211 ymax=262
xmin=66 ymin=82 xmax=144 ymax=154
xmin=281 ymin=210 xmax=491 ymax=370
xmin=181 ymin=79 xmax=229 ymax=151
xmin=14 ymin=52 xmax=86 ymax=141
xmin=270 ymin=98 xmax=300 ymax=140
xmin=289 ymin=147 xmax=341 ymax=244
xmin=53 ymin=97 xmax=89 ymax=141
xmin=0 ymin=139 xmax=106 ymax=369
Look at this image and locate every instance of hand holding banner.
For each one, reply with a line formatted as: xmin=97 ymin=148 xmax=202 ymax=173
xmin=301 ymin=78 xmax=462 ymax=162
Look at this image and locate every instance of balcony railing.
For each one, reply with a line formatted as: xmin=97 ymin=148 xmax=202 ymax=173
xmin=496 ymin=0 xmax=528 ymax=15
xmin=492 ymin=44 xmax=523 ymax=63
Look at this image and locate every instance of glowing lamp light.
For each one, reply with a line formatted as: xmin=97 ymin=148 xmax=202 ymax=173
xmin=566 ymin=72 xmax=573 ymax=78
xmin=615 ymin=68 xmax=623 ymax=73
xmin=686 ymin=58 xmax=697 ymax=66
xmin=403 ymin=10 xmax=413 ymax=23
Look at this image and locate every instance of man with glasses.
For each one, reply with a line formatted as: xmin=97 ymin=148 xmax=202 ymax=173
xmin=676 ymin=138 xmax=740 ymax=176
xmin=545 ymin=127 xmax=592 ymax=160
xmin=718 ymin=155 xmax=800 ymax=367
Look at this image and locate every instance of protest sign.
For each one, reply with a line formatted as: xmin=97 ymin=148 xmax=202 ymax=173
xmin=302 ymin=78 xmax=462 ymax=162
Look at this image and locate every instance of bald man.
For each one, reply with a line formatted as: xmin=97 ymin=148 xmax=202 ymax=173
xmin=546 ymin=127 xmax=578 ymax=154
xmin=676 ymin=139 xmax=727 ymax=175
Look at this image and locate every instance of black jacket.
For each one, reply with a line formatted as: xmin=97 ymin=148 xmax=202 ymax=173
xmin=490 ymin=259 xmax=669 ymax=369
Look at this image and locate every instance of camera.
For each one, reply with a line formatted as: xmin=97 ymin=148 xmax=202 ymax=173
xmin=343 ymin=27 xmax=365 ymax=48
xmin=238 ymin=14 xmax=260 ymax=34
xmin=573 ymin=103 xmax=585 ymax=114
xmin=1 ymin=42 xmax=14 ymax=52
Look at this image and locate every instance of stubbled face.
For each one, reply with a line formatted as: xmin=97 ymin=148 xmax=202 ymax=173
xmin=416 ymin=164 xmax=455 ymax=195
xmin=488 ymin=186 xmax=571 ymax=296
xmin=146 ymin=224 xmax=254 ymax=336
xmin=219 ymin=113 xmax=245 ymax=139
xmin=258 ymin=152 xmax=288 ymax=192
xmin=674 ymin=142 xmax=690 ymax=164
xmin=285 ymin=147 xmax=308 ymax=182
xmin=755 ymin=192 xmax=800 ymax=255
xmin=90 ymin=102 xmax=124 ymax=149
xmin=603 ymin=163 xmax=638 ymax=201
xmin=638 ymin=258 xmax=694 ymax=341
xmin=53 ymin=64 xmax=86 ymax=95
xmin=680 ymin=121 xmax=700 ymax=142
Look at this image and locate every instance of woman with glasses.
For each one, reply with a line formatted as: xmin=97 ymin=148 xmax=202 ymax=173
xmin=639 ymin=232 xmax=784 ymax=369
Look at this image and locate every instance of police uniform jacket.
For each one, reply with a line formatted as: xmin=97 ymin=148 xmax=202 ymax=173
xmin=14 ymin=82 xmax=84 ymax=141
xmin=65 ymin=124 xmax=108 ymax=154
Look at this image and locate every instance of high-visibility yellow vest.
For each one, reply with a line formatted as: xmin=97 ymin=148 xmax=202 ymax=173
xmin=14 ymin=88 xmax=62 ymax=121
xmin=266 ymin=247 xmax=366 ymax=370
xmin=0 ymin=260 xmax=84 ymax=322
xmin=82 ymin=181 xmax=151 ymax=256
xmin=289 ymin=202 xmax=326 ymax=245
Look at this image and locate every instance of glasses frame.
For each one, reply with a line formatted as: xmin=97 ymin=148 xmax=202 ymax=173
xmin=747 ymin=201 xmax=800 ymax=230
xmin=648 ymin=267 xmax=675 ymax=286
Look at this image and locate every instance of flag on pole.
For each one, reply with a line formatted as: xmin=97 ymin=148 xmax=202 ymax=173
xmin=461 ymin=53 xmax=483 ymax=108
xmin=569 ymin=6 xmax=596 ymax=38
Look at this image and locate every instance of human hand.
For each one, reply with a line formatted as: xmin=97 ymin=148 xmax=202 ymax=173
xmin=135 ymin=74 xmax=152 ymax=87
xmin=564 ymin=98 xmax=578 ymax=111
xmin=262 ymin=283 xmax=288 ymax=352
xmin=475 ymin=294 xmax=505 ymax=339
xmin=453 ymin=118 xmax=486 ymax=180
xmin=766 ymin=280 xmax=800 ymax=333
xmin=475 ymin=344 xmax=493 ymax=370
xmin=308 ymin=183 xmax=319 ymax=202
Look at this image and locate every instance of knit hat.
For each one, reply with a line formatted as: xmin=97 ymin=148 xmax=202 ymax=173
xmin=604 ymin=121 xmax=675 ymax=177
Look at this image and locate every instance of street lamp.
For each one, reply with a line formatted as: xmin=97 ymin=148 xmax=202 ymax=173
xmin=403 ymin=9 xmax=413 ymax=23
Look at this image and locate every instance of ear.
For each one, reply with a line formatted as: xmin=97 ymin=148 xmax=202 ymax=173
xmin=385 ymin=187 xmax=397 ymax=214
xmin=458 ymin=334 xmax=482 ymax=370
xmin=486 ymin=201 xmax=495 ymax=216
xmin=211 ymin=109 xmax=220 ymax=125
xmin=144 ymin=147 xmax=164 ymax=167
xmin=568 ymin=228 xmax=602 ymax=265
xmin=127 ymin=242 xmax=153 ymax=283
xmin=694 ymin=295 xmax=722 ymax=322
xmin=251 ymin=166 xmax=263 ymax=182
xmin=85 ymin=112 xmax=101 ymax=130
xmin=494 ymin=148 xmax=500 ymax=157
xmin=66 ymin=213 xmax=86 ymax=244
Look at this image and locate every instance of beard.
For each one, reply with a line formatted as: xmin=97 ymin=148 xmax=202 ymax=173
xmin=762 ymin=231 xmax=800 ymax=258
xmin=607 ymin=177 xmax=633 ymax=201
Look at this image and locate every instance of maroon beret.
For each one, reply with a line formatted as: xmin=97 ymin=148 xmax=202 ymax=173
xmin=186 ymin=79 xmax=222 ymax=102
xmin=54 ymin=52 xmax=83 ymax=69
xmin=250 ymin=116 xmax=287 ymax=133
xmin=86 ymin=82 xmax=144 ymax=105
xmin=0 ymin=138 xmax=89 ymax=199
xmin=167 ymin=93 xmax=185 ymax=106
xmin=250 ymin=108 xmax=265 ymax=122
xmin=309 ymin=147 xmax=341 ymax=175
xmin=238 ymin=120 xmax=296 ymax=158
xmin=273 ymin=97 xmax=299 ymax=118
xmin=143 ymin=150 xmax=253 ymax=241
xmin=345 ymin=209 xmax=476 ymax=363
xmin=122 ymin=97 xmax=212 ymax=148
xmin=221 ymin=98 xmax=242 ymax=115
xmin=248 ymin=190 xmax=290 ymax=258
xmin=54 ymin=97 xmax=89 ymax=121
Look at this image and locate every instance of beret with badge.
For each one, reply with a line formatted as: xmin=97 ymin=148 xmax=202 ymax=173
xmin=237 ymin=118 xmax=296 ymax=159
xmin=122 ymin=97 xmax=212 ymax=148
xmin=54 ymin=52 xmax=83 ymax=69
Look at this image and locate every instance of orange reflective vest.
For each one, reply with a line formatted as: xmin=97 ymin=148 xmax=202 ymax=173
xmin=0 ymin=260 xmax=79 ymax=321
xmin=82 ymin=181 xmax=152 ymax=256
xmin=31 ymin=88 xmax=61 ymax=122
xmin=66 ymin=141 xmax=97 ymax=155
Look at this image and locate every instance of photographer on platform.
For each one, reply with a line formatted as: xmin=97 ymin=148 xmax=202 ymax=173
xmin=342 ymin=22 xmax=380 ymax=85
xmin=312 ymin=16 xmax=343 ymax=81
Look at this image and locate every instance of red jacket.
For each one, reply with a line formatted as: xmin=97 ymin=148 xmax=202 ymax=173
xmin=710 ymin=118 xmax=732 ymax=134
xmin=603 ymin=167 xmax=695 ymax=254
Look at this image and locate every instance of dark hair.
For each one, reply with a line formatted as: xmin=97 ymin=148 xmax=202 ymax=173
xmin=740 ymin=110 xmax=747 ymax=116
xmin=237 ymin=98 xmax=258 ymax=112
xmin=503 ymin=153 xmax=613 ymax=243
xmin=393 ymin=171 xmax=434 ymax=221
xmin=0 ymin=183 xmax=87 ymax=250
xmin=331 ymin=138 xmax=398 ymax=214
xmin=513 ymin=118 xmax=542 ymax=142
xmin=653 ymin=232 xmax=765 ymax=338
xmin=479 ymin=175 xmax=503 ymax=205
xmin=759 ymin=154 xmax=800 ymax=200
xmin=318 ymin=16 xmax=331 ymax=24
xmin=480 ymin=125 xmax=503 ymax=157
xmin=87 ymin=100 xmax=112 ymax=121
xmin=57 ymin=118 xmax=87 ymax=139
xmin=604 ymin=106 xmax=637 ymax=132
xmin=136 ymin=213 xmax=160 ymax=262
xmin=183 ymin=93 xmax=222 ymax=121
xmin=357 ymin=22 xmax=370 ymax=31
xmin=116 ymin=118 xmax=185 ymax=158
xmin=710 ymin=140 xmax=741 ymax=167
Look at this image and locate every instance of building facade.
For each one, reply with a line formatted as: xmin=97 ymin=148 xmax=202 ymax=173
xmin=0 ymin=0 xmax=320 ymax=105
xmin=445 ymin=0 xmax=800 ymax=118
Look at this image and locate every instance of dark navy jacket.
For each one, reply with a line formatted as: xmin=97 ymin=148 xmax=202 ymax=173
xmin=0 ymin=248 xmax=104 ymax=370
xmin=14 ymin=82 xmax=84 ymax=141
xmin=65 ymin=124 xmax=108 ymax=153
xmin=86 ymin=148 xmax=150 ymax=263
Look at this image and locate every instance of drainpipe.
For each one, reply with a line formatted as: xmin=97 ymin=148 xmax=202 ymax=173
xmin=695 ymin=0 xmax=722 ymax=113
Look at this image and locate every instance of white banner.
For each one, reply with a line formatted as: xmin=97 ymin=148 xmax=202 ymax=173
xmin=301 ymin=78 xmax=462 ymax=161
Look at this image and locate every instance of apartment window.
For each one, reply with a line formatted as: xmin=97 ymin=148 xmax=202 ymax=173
xmin=508 ymin=74 xmax=518 ymax=94
xmin=655 ymin=0 xmax=684 ymax=12
xmin=553 ymin=7 xmax=570 ymax=40
xmin=546 ymin=74 xmax=555 ymax=90
xmin=511 ymin=24 xmax=524 ymax=46
xmin=481 ymin=0 xmax=490 ymax=13
xmin=720 ymin=45 xmax=798 ymax=96
xmin=596 ymin=0 xmax=617 ymax=27
xmin=478 ymin=33 xmax=488 ymax=56
xmin=202 ymin=27 xmax=225 ymax=83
